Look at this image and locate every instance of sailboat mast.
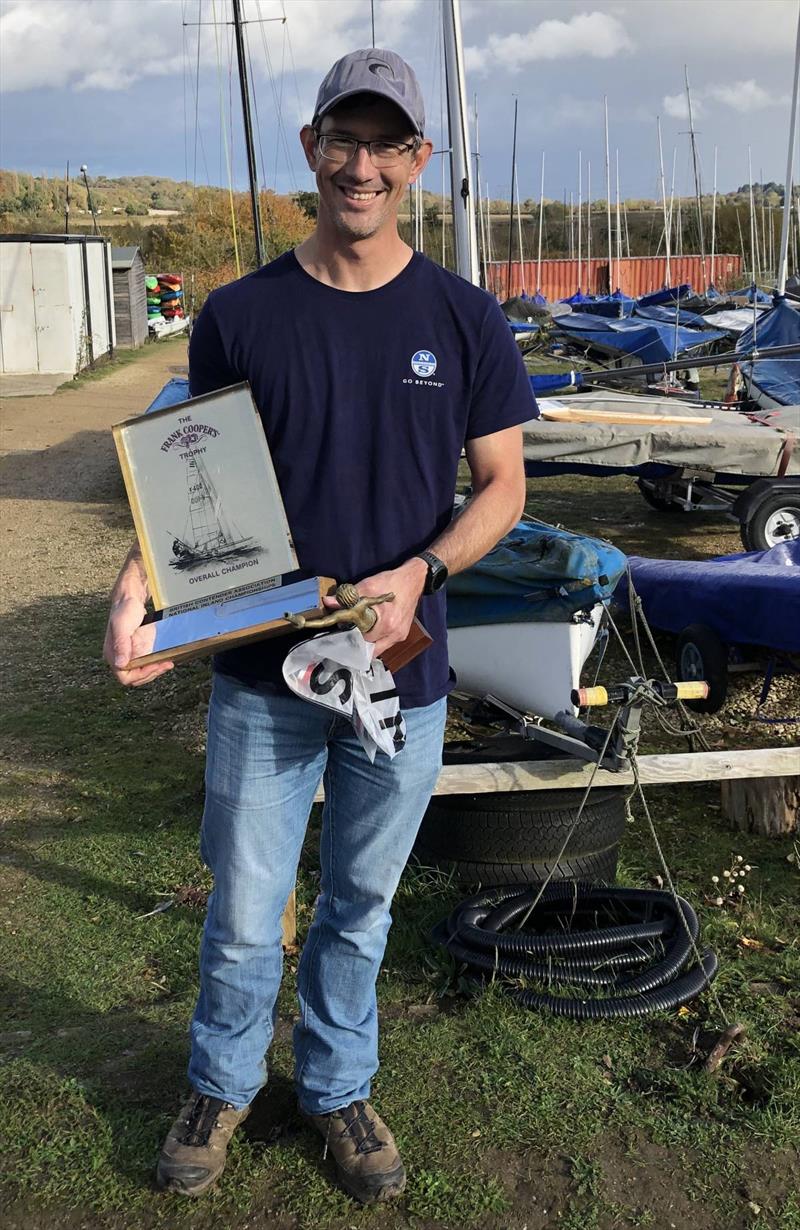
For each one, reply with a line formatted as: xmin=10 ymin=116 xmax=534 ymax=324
xmin=777 ymin=4 xmax=800 ymax=295
xmin=710 ymin=145 xmax=718 ymax=287
xmin=64 ymin=160 xmax=70 ymax=235
xmin=577 ymin=151 xmax=582 ymax=290
xmin=586 ymin=159 xmax=592 ymax=291
xmin=231 ymin=0 xmax=264 ymax=267
xmin=604 ymin=96 xmax=613 ymax=292
xmin=536 ymin=152 xmax=545 ymax=294
xmin=684 ymin=65 xmax=707 ymax=292
xmin=442 ymin=0 xmax=479 ymax=284
xmin=748 ymin=147 xmax=759 ymax=280
xmin=506 ymin=96 xmax=519 ymax=298
xmin=657 ymin=116 xmax=671 ymax=285
xmin=473 ymin=95 xmax=489 ymax=286
xmin=515 ymin=166 xmax=525 ymax=291
xmin=615 ymin=148 xmax=622 ymax=292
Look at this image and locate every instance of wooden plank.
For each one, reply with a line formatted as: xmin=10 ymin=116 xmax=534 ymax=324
xmin=311 ymin=746 xmax=799 ymax=801
xmin=280 ymin=889 xmax=296 ymax=949
xmin=539 ymin=406 xmax=713 ymax=426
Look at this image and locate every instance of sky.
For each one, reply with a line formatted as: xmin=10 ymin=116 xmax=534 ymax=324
xmin=1 ymin=0 xmax=798 ymax=204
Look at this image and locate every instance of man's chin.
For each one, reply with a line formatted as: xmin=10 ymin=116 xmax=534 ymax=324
xmin=331 ymin=204 xmax=389 ymax=240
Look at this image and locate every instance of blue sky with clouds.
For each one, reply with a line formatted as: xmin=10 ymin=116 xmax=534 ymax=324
xmin=1 ymin=0 xmax=797 ymax=203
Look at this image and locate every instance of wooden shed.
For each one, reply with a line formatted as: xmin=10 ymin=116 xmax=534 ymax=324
xmin=111 ymin=246 xmax=148 ymax=348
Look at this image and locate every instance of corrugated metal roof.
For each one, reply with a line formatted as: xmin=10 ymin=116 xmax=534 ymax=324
xmin=111 ymin=245 xmax=141 ymax=269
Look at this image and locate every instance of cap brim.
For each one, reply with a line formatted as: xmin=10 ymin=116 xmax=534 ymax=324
xmin=314 ymin=88 xmax=423 ymax=136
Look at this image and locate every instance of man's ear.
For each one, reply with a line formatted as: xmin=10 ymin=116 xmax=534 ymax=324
xmin=299 ymin=125 xmax=318 ymax=171
xmin=407 ymin=138 xmax=434 ymax=186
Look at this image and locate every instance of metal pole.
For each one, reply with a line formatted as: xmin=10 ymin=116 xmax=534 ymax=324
xmin=577 ymin=151 xmax=582 ymax=290
xmin=586 ymin=159 xmax=591 ymax=292
xmin=442 ymin=0 xmax=479 ymax=284
xmin=604 ymin=96 xmax=613 ymax=293
xmin=232 ymin=0 xmax=264 ymax=268
xmin=536 ymin=152 xmax=544 ymax=295
xmin=710 ymin=145 xmax=718 ymax=287
xmin=474 ymin=94 xmax=488 ymax=286
xmin=685 ymin=65 xmax=708 ymax=292
xmin=777 ymin=4 xmax=800 ymax=295
xmin=515 ymin=165 xmax=525 ymax=291
xmin=64 ymin=160 xmax=70 ymax=235
xmin=657 ymin=116 xmax=671 ymax=286
xmin=506 ymin=96 xmax=519 ymax=298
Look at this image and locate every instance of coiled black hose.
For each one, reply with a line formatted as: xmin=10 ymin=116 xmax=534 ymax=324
xmin=431 ymin=882 xmax=719 ymax=1019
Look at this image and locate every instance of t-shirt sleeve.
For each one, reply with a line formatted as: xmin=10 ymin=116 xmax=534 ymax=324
xmin=465 ymin=297 xmax=540 ymax=440
xmin=188 ymin=294 xmax=240 ymax=398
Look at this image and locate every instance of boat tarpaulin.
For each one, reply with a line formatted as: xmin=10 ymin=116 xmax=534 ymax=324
xmin=554 ymin=313 xmax=726 ymax=364
xmin=447 ymin=518 xmax=626 ymax=626
xmin=523 ymin=393 xmax=800 ymax=477
xmin=737 ymin=296 xmax=800 ymax=406
xmin=145 ymin=376 xmax=190 ymax=413
xmin=634 ymin=303 xmax=711 ymax=329
xmin=529 ymin=372 xmax=584 ymax=394
xmin=637 ymin=284 xmax=693 ymax=307
xmin=622 ymin=541 xmax=800 ymax=653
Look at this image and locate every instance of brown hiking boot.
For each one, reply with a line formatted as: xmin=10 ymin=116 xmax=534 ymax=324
xmin=301 ymin=1100 xmax=406 ymax=1205
xmin=156 ymin=1091 xmax=251 ymax=1196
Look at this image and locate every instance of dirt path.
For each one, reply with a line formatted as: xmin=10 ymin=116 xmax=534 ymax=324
xmin=0 ymin=341 xmax=188 ymax=615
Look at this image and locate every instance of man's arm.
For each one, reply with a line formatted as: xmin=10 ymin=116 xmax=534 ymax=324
xmin=350 ymin=424 xmax=526 ymax=659
xmin=102 ymin=542 xmax=174 ymax=687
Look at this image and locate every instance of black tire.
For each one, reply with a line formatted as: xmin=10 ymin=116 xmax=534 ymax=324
xmin=413 ymin=786 xmax=626 ymax=887
xmin=636 ymin=477 xmax=682 ymax=513
xmin=675 ymin=623 xmax=729 ymax=714
xmin=739 ymin=491 xmax=800 ymax=551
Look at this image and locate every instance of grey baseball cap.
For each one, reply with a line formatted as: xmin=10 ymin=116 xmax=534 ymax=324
xmin=312 ymin=48 xmax=425 ymax=136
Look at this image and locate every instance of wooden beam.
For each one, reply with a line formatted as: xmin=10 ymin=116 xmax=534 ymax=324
xmin=312 ymin=747 xmax=799 ymax=801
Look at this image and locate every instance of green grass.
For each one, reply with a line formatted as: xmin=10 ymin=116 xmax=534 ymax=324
xmin=56 ymin=334 xmax=185 ymax=391
xmin=2 ymin=474 xmax=799 ymax=1230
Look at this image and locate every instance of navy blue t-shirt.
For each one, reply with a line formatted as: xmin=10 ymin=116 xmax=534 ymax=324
xmin=188 ymin=249 xmax=537 ymax=707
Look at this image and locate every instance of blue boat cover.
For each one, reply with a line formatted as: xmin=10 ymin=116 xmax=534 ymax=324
xmin=529 ymin=372 xmax=584 ymax=394
xmin=634 ymin=303 xmax=710 ymax=329
xmin=578 ymin=297 xmax=635 ymax=318
xmin=731 ymin=285 xmax=772 ymax=304
xmin=447 ymin=518 xmax=627 ymax=626
xmin=737 ymin=296 xmax=800 ymax=406
xmin=509 ymin=321 xmax=539 ymax=334
xmin=637 ymin=284 xmax=693 ymax=307
xmin=561 ymin=289 xmax=592 ymax=305
xmin=555 ymin=313 xmax=726 ymax=365
xmin=623 ymin=540 xmax=800 ymax=652
xmin=144 ymin=376 xmax=190 ymax=413
xmin=531 ymin=290 xmax=548 ymax=305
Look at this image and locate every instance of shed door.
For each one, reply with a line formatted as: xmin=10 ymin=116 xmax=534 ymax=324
xmin=31 ymin=244 xmax=75 ymax=373
xmin=0 ymin=243 xmax=39 ymax=373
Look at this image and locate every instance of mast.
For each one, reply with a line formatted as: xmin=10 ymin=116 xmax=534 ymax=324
xmin=577 ymin=151 xmax=582 ymax=291
xmin=777 ymin=3 xmax=800 ymax=295
xmin=615 ymin=148 xmax=622 ymax=293
xmin=232 ymin=0 xmax=265 ymax=268
xmin=442 ymin=0 xmax=479 ymax=285
xmin=748 ymin=146 xmax=759 ymax=280
xmin=684 ymin=65 xmax=708 ymax=292
xmin=569 ymin=192 xmax=574 ymax=261
xmin=536 ymin=152 xmax=545 ymax=295
xmin=586 ymin=159 xmax=592 ymax=292
xmin=515 ymin=165 xmax=525 ymax=291
xmin=604 ymin=96 xmax=613 ymax=293
xmin=657 ymin=117 xmax=671 ymax=285
xmin=64 ymin=160 xmax=70 ymax=235
xmin=474 ymin=94 xmax=489 ymax=286
xmin=710 ymin=145 xmax=718 ymax=287
xmin=506 ymin=95 xmax=519 ymax=297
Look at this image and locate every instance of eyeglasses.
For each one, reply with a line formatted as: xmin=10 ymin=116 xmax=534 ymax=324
xmin=314 ymin=131 xmax=419 ymax=167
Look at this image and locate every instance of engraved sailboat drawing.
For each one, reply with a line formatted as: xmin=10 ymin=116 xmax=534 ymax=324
xmin=169 ymin=432 xmax=262 ymax=571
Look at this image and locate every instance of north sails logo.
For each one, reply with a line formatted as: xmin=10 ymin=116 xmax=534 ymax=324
xmin=411 ymin=350 xmax=437 ymax=377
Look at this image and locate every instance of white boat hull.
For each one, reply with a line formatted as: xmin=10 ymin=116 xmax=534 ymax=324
xmin=447 ymin=606 xmax=603 ymax=720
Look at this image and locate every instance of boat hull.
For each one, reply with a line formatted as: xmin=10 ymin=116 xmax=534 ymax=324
xmin=447 ymin=606 xmax=603 ymax=720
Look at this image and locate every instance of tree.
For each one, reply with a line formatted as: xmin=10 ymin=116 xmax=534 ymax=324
xmin=294 ymin=190 xmax=319 ymax=219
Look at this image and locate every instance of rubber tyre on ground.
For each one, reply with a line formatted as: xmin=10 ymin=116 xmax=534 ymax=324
xmin=674 ymin=623 xmax=729 ymax=714
xmin=739 ymin=491 xmax=800 ymax=551
xmin=636 ymin=477 xmax=682 ymax=513
xmin=413 ymin=772 xmax=627 ymax=887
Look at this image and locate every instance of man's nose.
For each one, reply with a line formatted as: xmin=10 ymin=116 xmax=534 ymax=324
xmin=348 ymin=143 xmax=376 ymax=178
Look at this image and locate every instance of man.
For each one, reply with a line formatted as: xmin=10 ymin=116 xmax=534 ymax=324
xmin=104 ymin=48 xmax=536 ymax=1206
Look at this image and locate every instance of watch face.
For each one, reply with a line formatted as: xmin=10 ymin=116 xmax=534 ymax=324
xmin=427 ymin=555 xmax=448 ymax=592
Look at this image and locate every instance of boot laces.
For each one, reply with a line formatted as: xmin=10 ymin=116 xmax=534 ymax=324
xmin=179 ymin=1094 xmax=227 ymax=1148
xmin=337 ymin=1101 xmax=384 ymax=1156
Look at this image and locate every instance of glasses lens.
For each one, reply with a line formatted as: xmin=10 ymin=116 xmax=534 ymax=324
xmin=318 ymin=136 xmax=354 ymax=163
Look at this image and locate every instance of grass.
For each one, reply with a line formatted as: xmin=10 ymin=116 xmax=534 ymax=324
xmin=56 ymin=334 xmax=186 ymax=392
xmin=1 ymin=470 xmax=799 ymax=1229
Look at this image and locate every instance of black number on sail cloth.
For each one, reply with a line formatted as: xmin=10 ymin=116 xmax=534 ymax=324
xmin=380 ymin=712 xmax=406 ymax=752
xmin=310 ymin=662 xmax=353 ymax=706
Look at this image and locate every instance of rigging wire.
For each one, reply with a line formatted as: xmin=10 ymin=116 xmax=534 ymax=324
xmin=255 ymin=0 xmax=299 ymax=192
xmin=211 ymin=0 xmax=242 ymax=277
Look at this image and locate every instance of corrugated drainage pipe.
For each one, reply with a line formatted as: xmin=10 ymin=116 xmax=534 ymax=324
xmin=431 ymin=883 xmax=718 ymax=1019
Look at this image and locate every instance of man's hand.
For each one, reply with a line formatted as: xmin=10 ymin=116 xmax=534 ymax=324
xmin=322 ymin=558 xmax=427 ymax=659
xmin=103 ymin=545 xmax=174 ymax=687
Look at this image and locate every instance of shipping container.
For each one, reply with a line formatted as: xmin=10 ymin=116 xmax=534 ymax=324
xmin=0 ymin=234 xmax=115 ymax=375
xmin=486 ymin=254 xmax=743 ymax=302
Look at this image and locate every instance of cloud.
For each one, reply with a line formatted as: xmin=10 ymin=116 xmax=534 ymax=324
xmin=0 ymin=0 xmax=422 ymax=94
xmin=662 ymin=77 xmax=786 ymax=120
xmin=466 ymin=10 xmax=634 ymax=74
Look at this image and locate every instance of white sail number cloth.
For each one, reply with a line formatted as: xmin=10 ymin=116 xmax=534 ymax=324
xmin=282 ymin=629 xmax=406 ymax=762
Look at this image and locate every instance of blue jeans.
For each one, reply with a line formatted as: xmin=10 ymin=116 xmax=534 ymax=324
xmin=188 ymin=671 xmax=446 ymax=1113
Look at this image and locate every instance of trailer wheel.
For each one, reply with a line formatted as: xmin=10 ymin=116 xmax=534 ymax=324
xmin=675 ymin=623 xmax=728 ymax=714
xmin=413 ymin=785 xmax=626 ymax=887
xmin=636 ymin=477 xmax=682 ymax=513
xmin=740 ymin=492 xmax=800 ymax=551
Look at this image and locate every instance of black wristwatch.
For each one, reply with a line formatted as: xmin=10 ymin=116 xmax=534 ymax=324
xmin=416 ymin=550 xmax=449 ymax=594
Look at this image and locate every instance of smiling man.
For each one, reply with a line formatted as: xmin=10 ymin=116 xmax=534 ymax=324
xmin=105 ymin=48 xmax=536 ymax=1207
